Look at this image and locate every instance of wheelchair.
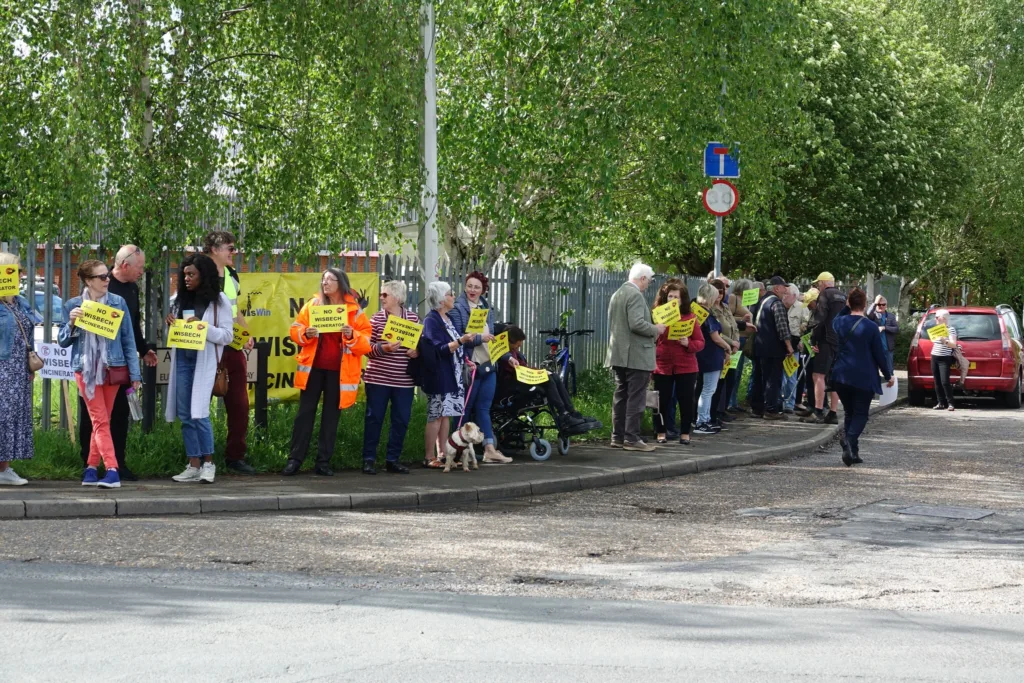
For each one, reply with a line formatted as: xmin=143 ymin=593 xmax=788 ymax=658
xmin=490 ymin=386 xmax=572 ymax=462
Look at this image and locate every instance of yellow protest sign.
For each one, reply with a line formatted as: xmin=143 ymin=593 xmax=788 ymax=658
xmin=382 ymin=315 xmax=424 ymax=350
xmin=742 ymin=289 xmax=760 ymax=306
xmin=0 ymin=265 xmax=18 ymax=297
xmin=76 ymin=300 xmax=125 ymax=340
xmin=515 ymin=366 xmax=549 ymax=385
xmin=690 ymin=301 xmax=710 ymax=325
xmin=927 ymin=324 xmax=949 ymax=341
xmin=730 ymin=351 xmax=742 ymax=369
xmin=801 ymin=333 xmax=815 ymax=357
xmin=465 ymin=308 xmax=489 ymax=334
xmin=229 ymin=323 xmax=251 ymax=351
xmin=783 ymin=355 xmax=799 ymax=377
xmin=652 ymin=299 xmax=680 ymax=325
xmin=168 ymin=320 xmax=209 ymax=350
xmin=667 ymin=318 xmax=696 ymax=340
xmin=488 ymin=331 xmax=510 ymax=364
xmin=308 ymin=303 xmax=351 ymax=333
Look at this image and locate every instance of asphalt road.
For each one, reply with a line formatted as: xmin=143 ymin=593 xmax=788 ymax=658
xmin=2 ymin=399 xmax=1023 ymax=680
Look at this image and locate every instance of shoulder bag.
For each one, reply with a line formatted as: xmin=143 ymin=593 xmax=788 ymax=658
xmin=4 ymin=301 xmax=44 ymax=373
xmin=826 ymin=316 xmax=865 ymax=391
xmin=212 ymin=300 xmax=230 ymax=397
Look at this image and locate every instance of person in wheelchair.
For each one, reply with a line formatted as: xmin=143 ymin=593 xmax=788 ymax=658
xmin=496 ymin=326 xmax=602 ymax=435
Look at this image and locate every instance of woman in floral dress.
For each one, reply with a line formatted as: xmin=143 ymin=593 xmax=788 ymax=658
xmin=0 ymin=252 xmax=37 ymax=486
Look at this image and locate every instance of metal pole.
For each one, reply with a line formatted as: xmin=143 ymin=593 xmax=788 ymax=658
xmin=713 ymin=215 xmax=723 ymax=277
xmin=417 ymin=0 xmax=439 ymax=313
xmin=41 ymin=242 xmax=54 ymax=430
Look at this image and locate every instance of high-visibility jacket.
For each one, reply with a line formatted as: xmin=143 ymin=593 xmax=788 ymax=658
xmin=289 ymin=293 xmax=372 ymax=409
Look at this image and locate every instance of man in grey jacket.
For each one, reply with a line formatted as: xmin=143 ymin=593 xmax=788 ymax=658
xmin=867 ymin=295 xmax=898 ymax=374
xmin=605 ymin=263 xmax=667 ymax=452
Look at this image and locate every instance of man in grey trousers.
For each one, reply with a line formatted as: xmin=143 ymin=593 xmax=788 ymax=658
xmin=605 ymin=263 xmax=666 ymax=452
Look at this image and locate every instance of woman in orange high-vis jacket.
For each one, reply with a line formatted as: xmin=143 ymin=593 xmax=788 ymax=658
xmin=282 ymin=268 xmax=372 ymax=476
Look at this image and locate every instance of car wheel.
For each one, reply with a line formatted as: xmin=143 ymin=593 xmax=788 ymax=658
xmin=908 ymin=389 xmax=926 ymax=407
xmin=1003 ymin=372 xmax=1022 ymax=409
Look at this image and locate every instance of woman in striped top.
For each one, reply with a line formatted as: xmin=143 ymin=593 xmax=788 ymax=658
xmin=360 ymin=280 xmax=420 ymax=474
xmin=930 ymin=308 xmax=958 ymax=411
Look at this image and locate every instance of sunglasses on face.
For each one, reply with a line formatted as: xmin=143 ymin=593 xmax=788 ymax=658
xmin=88 ymin=273 xmax=110 ymax=281
xmin=877 ymin=304 xmax=887 ymax=308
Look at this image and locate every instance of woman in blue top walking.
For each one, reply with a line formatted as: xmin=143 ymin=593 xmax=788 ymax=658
xmin=830 ymin=288 xmax=894 ymax=467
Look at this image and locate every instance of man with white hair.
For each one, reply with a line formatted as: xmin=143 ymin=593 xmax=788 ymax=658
xmin=781 ymin=284 xmax=803 ymax=413
xmin=867 ymin=294 xmax=898 ymax=374
xmin=605 ymin=263 xmax=667 ymax=451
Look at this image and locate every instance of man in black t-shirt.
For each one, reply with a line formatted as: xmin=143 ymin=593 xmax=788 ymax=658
xmin=79 ymin=245 xmax=158 ymax=480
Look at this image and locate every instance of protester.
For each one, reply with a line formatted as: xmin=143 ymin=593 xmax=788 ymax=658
xmin=709 ymin=279 xmax=741 ymax=429
xmin=803 ymin=272 xmax=846 ymax=424
xmin=421 ymin=281 xmax=474 ymax=468
xmin=781 ymin=284 xmax=803 ymax=414
xmin=830 ymin=288 xmax=894 ymax=466
xmin=78 ymin=245 xmax=158 ymax=481
xmin=165 ymin=254 xmax=233 ymax=484
xmin=202 ymin=231 xmax=256 ymax=474
xmin=795 ymin=288 xmax=819 ymax=414
xmin=360 ymin=280 xmax=418 ymax=475
xmin=283 ymin=268 xmax=371 ymax=476
xmin=606 ymin=263 xmax=666 ymax=452
xmin=449 ymin=271 xmax=511 ymax=464
xmin=693 ymin=283 xmax=732 ymax=435
xmin=867 ymin=295 xmax=898 ymax=374
xmin=750 ymin=276 xmax=794 ymax=420
xmin=726 ymin=278 xmax=755 ymax=412
xmin=743 ymin=280 xmax=769 ymax=405
xmin=929 ymin=308 xmax=958 ymax=411
xmin=651 ymin=281 xmax=705 ymax=444
xmin=61 ymin=259 xmax=142 ymax=489
xmin=0 ymin=252 xmax=38 ymax=486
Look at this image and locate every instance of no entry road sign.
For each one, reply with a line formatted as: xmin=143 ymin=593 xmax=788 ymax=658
xmin=704 ymin=142 xmax=740 ymax=178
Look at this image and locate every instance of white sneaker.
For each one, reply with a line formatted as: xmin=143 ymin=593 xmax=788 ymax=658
xmin=199 ymin=462 xmax=216 ymax=484
xmin=482 ymin=452 xmax=513 ymax=464
xmin=0 ymin=468 xmax=28 ymax=486
xmin=172 ymin=465 xmax=202 ymax=483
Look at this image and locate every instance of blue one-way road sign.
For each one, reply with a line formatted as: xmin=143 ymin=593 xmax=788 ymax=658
xmin=704 ymin=142 xmax=740 ymax=178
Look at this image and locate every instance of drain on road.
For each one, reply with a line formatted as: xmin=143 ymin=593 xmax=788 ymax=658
xmin=894 ymin=505 xmax=994 ymax=520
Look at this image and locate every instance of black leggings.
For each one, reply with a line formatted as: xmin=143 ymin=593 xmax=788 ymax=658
xmin=932 ymin=355 xmax=956 ymax=407
xmin=653 ymin=372 xmax=698 ymax=436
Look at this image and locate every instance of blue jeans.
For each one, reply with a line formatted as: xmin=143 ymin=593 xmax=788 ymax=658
xmin=459 ymin=366 xmax=496 ymax=445
xmin=834 ymin=381 xmax=873 ymax=455
xmin=175 ymin=350 xmax=214 ymax=458
xmin=362 ymin=383 xmax=415 ymax=463
xmin=782 ymin=353 xmax=800 ymax=410
xmin=697 ymin=370 xmax=721 ymax=425
xmin=729 ymin=354 xmax=748 ymax=408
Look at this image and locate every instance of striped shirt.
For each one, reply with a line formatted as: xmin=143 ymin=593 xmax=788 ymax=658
xmin=364 ymin=308 xmax=420 ymax=387
xmin=930 ymin=324 xmax=957 ymax=357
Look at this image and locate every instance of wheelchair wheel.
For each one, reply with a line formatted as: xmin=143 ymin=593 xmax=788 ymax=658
xmin=558 ymin=436 xmax=571 ymax=456
xmin=529 ymin=437 xmax=552 ymax=462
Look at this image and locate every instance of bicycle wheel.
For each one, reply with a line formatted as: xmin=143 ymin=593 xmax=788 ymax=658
xmin=566 ymin=361 xmax=577 ymax=397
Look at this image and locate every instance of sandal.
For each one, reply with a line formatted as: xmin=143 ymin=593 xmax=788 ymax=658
xmin=656 ymin=435 xmax=668 ymax=444
xmin=422 ymin=459 xmax=445 ymax=469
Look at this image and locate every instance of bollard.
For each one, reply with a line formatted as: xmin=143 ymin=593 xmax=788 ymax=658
xmin=254 ymin=341 xmax=270 ymax=434
xmin=143 ymin=363 xmax=157 ymax=433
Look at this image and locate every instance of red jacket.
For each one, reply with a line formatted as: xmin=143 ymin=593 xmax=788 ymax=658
xmin=654 ymin=312 xmax=705 ymax=375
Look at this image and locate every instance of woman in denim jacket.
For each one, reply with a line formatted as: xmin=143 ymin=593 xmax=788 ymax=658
xmin=59 ymin=259 xmax=142 ymax=489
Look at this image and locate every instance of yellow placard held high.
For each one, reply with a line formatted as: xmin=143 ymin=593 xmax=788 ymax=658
xmin=229 ymin=323 xmax=251 ymax=351
xmin=690 ymin=301 xmax=710 ymax=325
xmin=308 ymin=304 xmax=350 ymax=333
xmin=382 ymin=315 xmax=424 ymax=350
xmin=741 ymin=289 xmax=760 ymax=306
xmin=652 ymin=299 xmax=681 ymax=325
xmin=76 ymin=300 xmax=125 ymax=340
xmin=0 ymin=265 xmax=18 ymax=297
xmin=783 ymin=355 xmax=799 ymax=377
xmin=488 ymin=331 xmax=510 ymax=364
xmin=927 ymin=323 xmax=949 ymax=341
xmin=168 ymin=320 xmax=209 ymax=350
xmin=465 ymin=308 xmax=489 ymax=334
xmin=667 ymin=318 xmax=696 ymax=340
xmin=515 ymin=366 xmax=549 ymax=385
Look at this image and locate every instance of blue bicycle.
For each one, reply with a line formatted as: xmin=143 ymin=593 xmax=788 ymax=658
xmin=538 ymin=327 xmax=594 ymax=396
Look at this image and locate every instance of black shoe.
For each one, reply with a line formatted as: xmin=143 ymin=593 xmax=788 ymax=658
xmin=850 ymin=455 xmax=864 ymax=464
xmin=118 ymin=467 xmax=139 ymax=482
xmin=281 ymin=460 xmax=302 ymax=476
xmin=717 ymin=413 xmax=736 ymax=422
xmin=385 ymin=461 xmax=409 ymax=474
xmin=315 ymin=465 xmax=334 ymax=477
xmin=226 ymin=459 xmax=257 ymax=475
xmin=678 ymin=437 xmax=692 ymax=446
xmin=801 ymin=412 xmax=825 ymax=424
xmin=824 ymin=411 xmax=839 ymax=425
xmin=362 ymin=462 xmax=377 ymax=475
xmin=666 ymin=430 xmax=681 ymax=440
xmin=841 ymin=440 xmax=853 ymax=466
xmin=693 ymin=423 xmax=717 ymax=435
xmin=711 ymin=421 xmax=728 ymax=431
xmin=749 ymin=410 xmax=764 ymax=418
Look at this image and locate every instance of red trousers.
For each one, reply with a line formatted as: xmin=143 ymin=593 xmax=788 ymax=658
xmin=221 ymin=347 xmax=249 ymax=461
xmin=75 ymin=374 xmax=120 ymax=471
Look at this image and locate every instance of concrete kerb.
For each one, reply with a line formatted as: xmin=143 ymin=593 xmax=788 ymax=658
xmin=1 ymin=399 xmax=903 ymax=520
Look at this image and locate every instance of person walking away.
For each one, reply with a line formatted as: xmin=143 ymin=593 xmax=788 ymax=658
xmin=803 ymin=272 xmax=846 ymax=424
xmin=651 ymin=282 xmax=705 ymax=444
xmin=867 ymin=295 xmax=898 ymax=375
xmin=360 ymin=280 xmax=418 ymax=475
xmin=606 ymin=263 xmax=667 ymax=452
xmin=60 ymin=259 xmax=143 ymax=489
xmin=928 ymin=308 xmax=958 ymax=411
xmin=750 ymin=276 xmax=795 ymax=420
xmin=693 ymin=283 xmax=731 ymax=435
xmin=78 ymin=245 xmax=158 ymax=481
xmin=830 ymin=288 xmax=894 ymax=466
xmin=795 ymin=289 xmax=819 ymax=414
xmin=0 ymin=252 xmax=40 ymax=486
xmin=726 ymin=278 xmax=756 ymax=412
xmin=282 ymin=268 xmax=372 ymax=476
xmin=781 ymin=284 xmax=803 ymax=414
xmin=449 ymin=271 xmax=511 ymax=464
xmin=165 ymin=254 xmax=233 ymax=484
xmin=202 ymin=231 xmax=256 ymax=474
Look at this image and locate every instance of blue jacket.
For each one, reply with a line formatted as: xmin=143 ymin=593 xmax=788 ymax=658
xmin=830 ymin=308 xmax=892 ymax=394
xmin=696 ymin=310 xmax=725 ymax=373
xmin=418 ymin=309 xmax=463 ymax=396
xmin=58 ymin=293 xmax=142 ymax=382
xmin=449 ymin=292 xmax=497 ymax=352
xmin=0 ymin=296 xmax=42 ymax=361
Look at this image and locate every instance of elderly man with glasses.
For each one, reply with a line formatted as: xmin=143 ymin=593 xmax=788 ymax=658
xmin=867 ymin=295 xmax=898 ymax=374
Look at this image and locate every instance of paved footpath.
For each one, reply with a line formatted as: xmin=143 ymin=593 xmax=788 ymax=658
xmin=1 ymin=396 xmax=899 ymax=520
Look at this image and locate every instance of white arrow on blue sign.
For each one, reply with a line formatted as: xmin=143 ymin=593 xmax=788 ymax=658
xmin=704 ymin=142 xmax=740 ymax=178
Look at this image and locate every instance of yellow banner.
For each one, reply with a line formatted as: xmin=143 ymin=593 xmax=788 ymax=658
xmin=465 ymin=308 xmax=488 ymax=334
xmin=382 ymin=315 xmax=423 ymax=350
xmin=77 ymin=300 xmax=125 ymax=340
xmin=783 ymin=354 xmax=799 ymax=377
xmin=729 ymin=351 xmax=742 ymax=369
xmin=239 ymin=272 xmax=378 ymax=402
xmin=652 ymin=299 xmax=680 ymax=325
xmin=488 ymin=331 xmax=510 ymax=364
xmin=168 ymin=320 xmax=209 ymax=350
xmin=742 ymin=289 xmax=759 ymax=306
xmin=229 ymin=323 xmax=251 ymax=351
xmin=927 ymin=323 xmax=948 ymax=341
xmin=0 ymin=265 xmax=18 ymax=297
xmin=667 ymin=318 xmax=696 ymax=340
xmin=515 ymin=366 xmax=549 ymax=385
xmin=308 ymin=304 xmax=351 ymax=333
xmin=690 ymin=301 xmax=710 ymax=325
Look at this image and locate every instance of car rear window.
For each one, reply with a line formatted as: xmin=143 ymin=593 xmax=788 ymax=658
xmin=923 ymin=313 xmax=1001 ymax=341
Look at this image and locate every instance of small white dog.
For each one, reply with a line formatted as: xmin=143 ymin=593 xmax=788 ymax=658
xmin=443 ymin=422 xmax=484 ymax=473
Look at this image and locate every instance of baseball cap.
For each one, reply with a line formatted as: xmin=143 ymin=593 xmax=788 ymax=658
xmin=803 ymin=289 xmax=820 ymax=305
xmin=814 ymin=271 xmax=834 ymax=283
xmin=767 ymin=276 xmax=787 ymax=287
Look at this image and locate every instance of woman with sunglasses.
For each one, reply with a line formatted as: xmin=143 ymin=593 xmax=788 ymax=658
xmin=867 ymin=296 xmax=898 ymax=375
xmin=59 ymin=259 xmax=142 ymax=489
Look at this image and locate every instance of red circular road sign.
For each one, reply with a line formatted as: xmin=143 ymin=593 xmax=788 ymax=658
xmin=702 ymin=179 xmax=739 ymax=216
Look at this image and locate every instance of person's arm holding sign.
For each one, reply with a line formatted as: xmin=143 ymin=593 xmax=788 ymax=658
xmin=629 ymin=291 xmax=667 ymax=338
xmin=289 ymin=299 xmax=318 ymax=346
xmin=58 ymin=299 xmax=80 ymax=347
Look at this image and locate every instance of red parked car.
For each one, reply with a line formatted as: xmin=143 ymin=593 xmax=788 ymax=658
xmin=907 ymin=305 xmax=1023 ymax=407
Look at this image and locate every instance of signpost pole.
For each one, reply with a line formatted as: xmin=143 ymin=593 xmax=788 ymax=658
xmin=714 ymin=215 xmax=723 ymax=277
